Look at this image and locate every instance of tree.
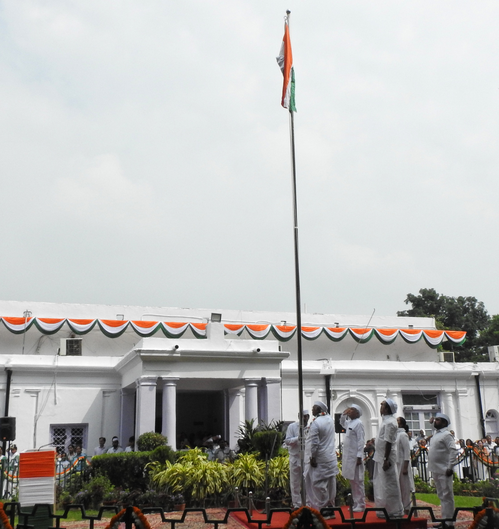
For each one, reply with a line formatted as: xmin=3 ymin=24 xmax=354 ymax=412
xmin=397 ymin=288 xmax=490 ymax=362
xmin=476 ymin=314 xmax=499 ymax=360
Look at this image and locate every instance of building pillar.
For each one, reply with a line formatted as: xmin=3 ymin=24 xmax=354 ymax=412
xmin=135 ymin=376 xmax=157 ymax=439
xmin=120 ymin=388 xmax=135 ymax=444
xmin=227 ymin=388 xmax=242 ymax=450
xmin=443 ymin=391 xmax=456 ymax=431
xmin=391 ymin=391 xmax=402 ymax=417
xmin=161 ymin=378 xmax=179 ymax=450
xmin=244 ymin=379 xmax=259 ymax=422
xmin=266 ymin=378 xmax=282 ymax=423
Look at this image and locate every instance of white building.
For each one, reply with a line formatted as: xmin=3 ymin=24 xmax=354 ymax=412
xmin=0 ymin=300 xmax=497 ymax=455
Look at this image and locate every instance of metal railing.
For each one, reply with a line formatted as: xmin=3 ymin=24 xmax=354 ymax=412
xmin=410 ymin=447 xmax=499 ymax=483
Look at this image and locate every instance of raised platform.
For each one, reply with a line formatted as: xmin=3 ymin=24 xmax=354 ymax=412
xmin=231 ymin=506 xmax=427 ymax=529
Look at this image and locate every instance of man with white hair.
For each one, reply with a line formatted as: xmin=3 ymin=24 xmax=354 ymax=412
xmin=373 ymin=399 xmax=404 ymax=519
xmin=284 ymin=409 xmax=310 ymax=508
xmin=428 ymin=413 xmax=457 ymax=528
xmin=340 ymin=404 xmax=366 ymax=512
xmin=304 ymin=400 xmax=339 ymax=515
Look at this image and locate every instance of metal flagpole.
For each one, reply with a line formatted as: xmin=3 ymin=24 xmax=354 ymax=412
xmin=289 ymin=107 xmax=306 ymax=506
xmin=282 ymin=11 xmax=306 ymax=506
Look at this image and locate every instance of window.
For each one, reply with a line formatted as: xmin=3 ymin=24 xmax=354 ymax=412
xmin=486 ymin=410 xmax=499 ymax=437
xmin=51 ymin=424 xmax=88 ymax=452
xmin=402 ymin=393 xmax=440 ymax=437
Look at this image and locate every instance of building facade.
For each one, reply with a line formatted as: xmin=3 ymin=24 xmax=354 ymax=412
xmin=0 ymin=300 xmax=497 ymax=455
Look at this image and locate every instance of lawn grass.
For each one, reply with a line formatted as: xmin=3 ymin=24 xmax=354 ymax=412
xmin=416 ymin=493 xmax=484 ymax=508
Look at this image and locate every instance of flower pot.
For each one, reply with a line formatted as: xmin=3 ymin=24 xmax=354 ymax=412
xmin=174 ymin=503 xmax=186 ymax=511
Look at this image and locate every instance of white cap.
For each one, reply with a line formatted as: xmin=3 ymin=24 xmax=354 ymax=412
xmin=436 ymin=412 xmax=451 ymax=426
xmin=302 ymin=410 xmax=309 ymax=415
xmin=350 ymin=404 xmax=363 ymax=417
xmin=385 ymin=398 xmax=398 ymax=414
xmin=314 ymin=400 xmax=328 ymax=413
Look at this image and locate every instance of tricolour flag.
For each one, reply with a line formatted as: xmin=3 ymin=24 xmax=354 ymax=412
xmin=276 ymin=12 xmax=296 ymax=112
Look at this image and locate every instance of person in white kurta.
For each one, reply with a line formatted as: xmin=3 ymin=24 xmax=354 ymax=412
xmin=396 ymin=417 xmax=415 ymax=514
xmin=304 ymin=401 xmax=339 ymax=513
xmin=340 ymin=404 xmax=366 ymax=512
xmin=428 ymin=413 xmax=457 ymax=525
xmin=284 ymin=410 xmax=310 ymax=508
xmin=373 ymin=399 xmax=404 ymax=519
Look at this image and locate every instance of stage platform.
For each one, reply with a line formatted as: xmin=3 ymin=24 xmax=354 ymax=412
xmin=230 ymin=505 xmax=428 ymax=529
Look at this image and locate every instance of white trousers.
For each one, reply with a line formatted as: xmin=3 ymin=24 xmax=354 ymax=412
xmin=373 ymin=461 xmax=403 ymax=517
xmin=289 ymin=458 xmax=303 ymax=508
xmin=348 ymin=463 xmax=366 ymax=510
xmin=305 ymin=467 xmax=336 ymax=511
xmin=433 ymin=472 xmax=455 ymax=521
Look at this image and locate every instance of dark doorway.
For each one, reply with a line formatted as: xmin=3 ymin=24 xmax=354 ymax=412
xmin=175 ymin=390 xmax=225 ymax=448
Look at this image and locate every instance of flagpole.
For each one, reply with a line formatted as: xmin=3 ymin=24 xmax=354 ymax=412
xmin=289 ymin=105 xmax=306 ymax=507
xmin=280 ymin=10 xmax=306 ymax=506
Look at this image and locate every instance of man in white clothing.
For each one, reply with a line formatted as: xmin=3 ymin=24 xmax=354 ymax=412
xmin=94 ymin=437 xmax=107 ymax=456
xmin=428 ymin=413 xmax=457 ymax=527
xmin=284 ymin=410 xmax=310 ymax=508
xmin=106 ymin=436 xmax=124 ymax=453
xmin=304 ymin=401 xmax=339 ymax=514
xmin=373 ymin=399 xmax=404 ymax=519
xmin=340 ymin=404 xmax=366 ymax=512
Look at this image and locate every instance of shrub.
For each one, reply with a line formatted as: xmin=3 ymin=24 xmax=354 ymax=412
xmin=253 ymin=431 xmax=283 ymax=459
xmin=267 ymin=455 xmax=289 ymax=490
xmin=137 ymin=432 xmax=168 ymax=451
xmin=228 ymin=453 xmax=265 ymax=491
xmin=91 ymin=452 xmax=151 ymax=490
xmin=150 ymin=444 xmax=176 ymax=464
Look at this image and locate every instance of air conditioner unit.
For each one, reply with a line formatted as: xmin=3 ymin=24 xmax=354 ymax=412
xmin=488 ymin=345 xmax=499 ymax=362
xmin=59 ymin=338 xmax=82 ymax=356
xmin=438 ymin=351 xmax=455 ymax=362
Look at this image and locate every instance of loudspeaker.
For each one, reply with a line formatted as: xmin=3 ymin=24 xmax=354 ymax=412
xmin=334 ymin=413 xmax=346 ymax=434
xmin=0 ymin=417 xmax=16 ymax=441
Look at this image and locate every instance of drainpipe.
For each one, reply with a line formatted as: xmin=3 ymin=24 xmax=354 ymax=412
xmin=473 ymin=372 xmax=486 ymax=438
xmin=325 ymin=374 xmax=331 ymax=412
xmin=3 ymin=369 xmax=12 ymax=454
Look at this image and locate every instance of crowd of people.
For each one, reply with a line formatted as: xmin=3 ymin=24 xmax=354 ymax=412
xmin=284 ymin=400 xmax=458 ymax=526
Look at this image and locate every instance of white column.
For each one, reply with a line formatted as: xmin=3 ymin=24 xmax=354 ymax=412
xmin=443 ymin=391 xmax=456 ymax=430
xmin=244 ymin=379 xmax=259 ymax=422
xmin=135 ymin=376 xmax=157 ymax=438
xmin=161 ymin=378 xmax=178 ymax=450
xmin=120 ymin=388 xmax=135 ymax=444
xmin=228 ymin=388 xmax=242 ymax=450
xmin=391 ymin=391 xmax=402 ymax=417
xmin=101 ymin=389 xmax=117 ymax=438
xmin=266 ymin=378 xmax=282 ymax=423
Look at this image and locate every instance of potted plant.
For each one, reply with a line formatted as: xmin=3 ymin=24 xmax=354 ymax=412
xmin=173 ymin=493 xmax=186 ymax=511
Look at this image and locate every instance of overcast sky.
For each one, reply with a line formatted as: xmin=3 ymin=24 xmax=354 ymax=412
xmin=1 ymin=1 xmax=498 ymax=321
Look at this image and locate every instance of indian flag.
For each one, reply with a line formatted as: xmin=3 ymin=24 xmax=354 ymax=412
xmin=276 ymin=12 xmax=296 ymax=112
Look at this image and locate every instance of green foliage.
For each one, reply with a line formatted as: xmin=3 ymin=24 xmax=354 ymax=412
xmin=91 ymin=452 xmax=151 ymax=490
xmin=253 ymin=430 xmax=283 ymax=459
xmin=186 ymin=459 xmax=229 ymax=503
xmin=413 ymin=476 xmax=434 ymax=493
xmin=150 ymin=448 xmax=230 ymax=506
xmin=151 ymin=460 xmax=190 ymax=494
xmin=397 ymin=287 xmax=490 ymax=361
xmin=267 ymin=455 xmax=289 ymax=489
xmin=85 ymin=474 xmax=115 ymax=508
xmin=137 ymin=432 xmax=168 ymax=451
xmin=228 ymin=453 xmax=265 ymax=491
xmin=236 ymin=419 xmax=284 ymax=456
xmin=150 ymin=444 xmax=176 ymax=464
